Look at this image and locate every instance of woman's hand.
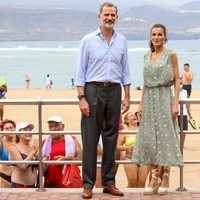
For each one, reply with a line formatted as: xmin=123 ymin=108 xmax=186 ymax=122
xmin=137 ymin=103 xmax=142 ymax=121
xmin=172 ymin=104 xmax=179 ymax=119
xmin=31 ymin=139 xmax=38 ymax=155
xmin=125 ymin=145 xmax=134 ymax=159
xmin=125 ymin=145 xmax=134 ymax=152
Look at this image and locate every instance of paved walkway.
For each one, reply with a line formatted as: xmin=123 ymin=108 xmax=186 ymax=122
xmin=1 ymin=188 xmax=200 ymax=200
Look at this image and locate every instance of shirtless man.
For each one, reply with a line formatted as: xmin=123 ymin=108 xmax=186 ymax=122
xmin=180 ymin=63 xmax=194 ymax=119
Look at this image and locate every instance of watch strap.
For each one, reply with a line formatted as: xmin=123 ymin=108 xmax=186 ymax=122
xmin=78 ymin=94 xmax=86 ymax=100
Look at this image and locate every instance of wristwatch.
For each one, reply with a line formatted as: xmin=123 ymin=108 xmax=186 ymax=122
xmin=78 ymin=94 xmax=86 ymax=100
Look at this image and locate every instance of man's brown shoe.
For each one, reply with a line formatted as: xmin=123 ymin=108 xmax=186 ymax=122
xmin=82 ymin=188 xmax=92 ymax=199
xmin=103 ymin=185 xmax=124 ymax=196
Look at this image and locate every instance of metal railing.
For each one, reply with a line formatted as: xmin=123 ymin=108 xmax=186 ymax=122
xmin=0 ymin=98 xmax=200 ymax=191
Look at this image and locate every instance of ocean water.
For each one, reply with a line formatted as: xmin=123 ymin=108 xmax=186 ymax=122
xmin=0 ymin=40 xmax=199 ymax=89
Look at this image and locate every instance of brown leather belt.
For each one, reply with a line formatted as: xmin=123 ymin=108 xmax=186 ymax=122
xmin=87 ymin=81 xmax=119 ymax=87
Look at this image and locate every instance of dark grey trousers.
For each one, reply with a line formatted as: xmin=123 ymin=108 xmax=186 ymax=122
xmin=81 ymin=83 xmax=121 ymax=189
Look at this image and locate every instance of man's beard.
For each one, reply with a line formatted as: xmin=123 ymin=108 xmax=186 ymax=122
xmin=101 ymin=19 xmax=115 ymax=29
xmin=104 ymin=22 xmax=114 ymax=29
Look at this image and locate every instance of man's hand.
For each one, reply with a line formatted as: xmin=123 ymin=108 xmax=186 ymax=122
xmin=54 ymin=155 xmax=69 ymax=161
xmin=121 ymin=98 xmax=130 ymax=114
xmin=79 ymin=98 xmax=90 ymax=117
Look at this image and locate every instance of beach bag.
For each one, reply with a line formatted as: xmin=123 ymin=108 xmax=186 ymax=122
xmin=50 ymin=80 xmax=53 ymax=85
xmin=61 ymin=164 xmax=82 ymax=188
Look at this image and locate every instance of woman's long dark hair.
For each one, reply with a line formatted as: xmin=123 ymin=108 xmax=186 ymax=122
xmin=149 ymin=24 xmax=168 ymax=52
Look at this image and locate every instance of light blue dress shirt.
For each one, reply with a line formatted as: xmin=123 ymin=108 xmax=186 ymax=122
xmin=74 ymin=28 xmax=131 ymax=86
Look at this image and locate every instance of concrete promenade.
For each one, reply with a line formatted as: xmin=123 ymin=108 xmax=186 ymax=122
xmin=1 ymin=188 xmax=200 ymax=200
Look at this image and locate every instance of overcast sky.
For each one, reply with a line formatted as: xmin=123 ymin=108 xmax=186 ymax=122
xmin=143 ymin=0 xmax=194 ymax=5
xmin=0 ymin=0 xmax=195 ymax=6
xmin=149 ymin=0 xmax=195 ymax=5
xmin=106 ymin=0 xmax=196 ymax=6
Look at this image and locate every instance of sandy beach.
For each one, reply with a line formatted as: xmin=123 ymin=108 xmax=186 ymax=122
xmin=2 ymin=88 xmax=200 ymax=189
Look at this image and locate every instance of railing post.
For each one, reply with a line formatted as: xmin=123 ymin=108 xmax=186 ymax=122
xmin=36 ymin=97 xmax=46 ymax=191
xmin=176 ymin=101 xmax=187 ymax=191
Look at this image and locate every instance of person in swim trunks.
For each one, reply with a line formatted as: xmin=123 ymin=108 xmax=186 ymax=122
xmin=180 ymin=63 xmax=194 ymax=120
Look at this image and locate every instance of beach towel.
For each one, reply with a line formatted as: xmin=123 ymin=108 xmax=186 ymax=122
xmin=42 ymin=135 xmax=76 ymax=174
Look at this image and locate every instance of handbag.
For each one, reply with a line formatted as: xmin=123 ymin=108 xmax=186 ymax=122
xmin=61 ymin=164 xmax=82 ymax=188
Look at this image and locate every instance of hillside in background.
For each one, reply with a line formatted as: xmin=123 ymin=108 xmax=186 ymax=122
xmin=0 ymin=0 xmax=195 ymax=12
xmin=0 ymin=1 xmax=199 ymax=41
xmin=180 ymin=0 xmax=200 ymax=10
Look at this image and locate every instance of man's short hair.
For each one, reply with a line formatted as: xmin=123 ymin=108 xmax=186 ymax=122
xmin=184 ymin=63 xmax=190 ymax=67
xmin=99 ymin=2 xmax=118 ymax=15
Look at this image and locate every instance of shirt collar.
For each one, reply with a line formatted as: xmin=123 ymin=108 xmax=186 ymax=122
xmin=95 ymin=27 xmax=117 ymax=37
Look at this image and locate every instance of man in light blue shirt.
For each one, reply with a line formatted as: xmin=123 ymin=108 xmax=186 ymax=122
xmin=74 ymin=2 xmax=131 ymax=199
xmin=74 ymin=29 xmax=131 ymax=87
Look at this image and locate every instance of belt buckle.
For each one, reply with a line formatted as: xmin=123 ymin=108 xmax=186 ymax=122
xmin=103 ymin=82 xmax=110 ymax=87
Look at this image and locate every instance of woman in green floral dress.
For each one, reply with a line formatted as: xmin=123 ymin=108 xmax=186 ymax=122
xmin=132 ymin=24 xmax=183 ymax=195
